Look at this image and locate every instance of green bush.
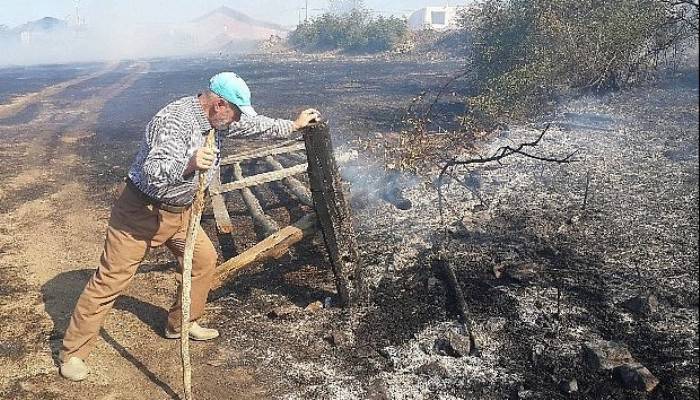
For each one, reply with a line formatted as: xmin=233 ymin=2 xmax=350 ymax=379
xmin=289 ymin=9 xmax=409 ymax=53
xmin=463 ymin=0 xmax=698 ymax=124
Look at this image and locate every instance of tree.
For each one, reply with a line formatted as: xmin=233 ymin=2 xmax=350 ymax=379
xmin=461 ymin=0 xmax=699 ymax=126
xmin=289 ymin=7 xmax=409 ymax=53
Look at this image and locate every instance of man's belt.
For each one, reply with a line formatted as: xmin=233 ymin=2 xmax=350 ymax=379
xmin=125 ymin=178 xmax=189 ymax=214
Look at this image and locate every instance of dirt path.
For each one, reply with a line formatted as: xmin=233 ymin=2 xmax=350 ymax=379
xmin=0 ymin=62 xmax=120 ymax=120
xmin=0 ymin=61 xmax=236 ymax=400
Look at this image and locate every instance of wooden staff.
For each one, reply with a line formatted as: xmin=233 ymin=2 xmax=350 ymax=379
xmin=181 ymin=129 xmax=216 ymax=400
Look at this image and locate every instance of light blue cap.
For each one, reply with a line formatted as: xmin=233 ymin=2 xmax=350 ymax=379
xmin=209 ymin=72 xmax=258 ymax=117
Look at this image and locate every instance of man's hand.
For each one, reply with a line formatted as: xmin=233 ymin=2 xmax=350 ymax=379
xmin=292 ymin=109 xmax=322 ymax=131
xmin=185 ymin=147 xmax=219 ymax=176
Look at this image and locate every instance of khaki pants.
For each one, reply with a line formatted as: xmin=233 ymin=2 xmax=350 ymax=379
xmin=60 ymin=184 xmax=218 ymax=362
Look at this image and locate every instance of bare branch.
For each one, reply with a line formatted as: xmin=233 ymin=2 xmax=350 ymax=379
xmin=435 ymin=124 xmax=578 ymax=227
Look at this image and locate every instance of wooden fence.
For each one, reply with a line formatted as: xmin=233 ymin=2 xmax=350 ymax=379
xmin=212 ymin=123 xmax=362 ymax=306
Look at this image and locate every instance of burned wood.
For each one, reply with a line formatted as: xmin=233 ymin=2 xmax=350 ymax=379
xmin=214 ymin=164 xmax=308 ymax=194
xmin=431 ymin=256 xmax=480 ymax=357
xmin=264 ymin=156 xmax=314 ymax=207
xmin=304 ymin=122 xmax=363 ymax=306
xmin=215 ymin=213 xmax=318 ymax=288
xmin=220 ymin=142 xmax=306 ymax=166
xmin=233 ymin=163 xmax=279 ymax=237
xmin=209 ymin=168 xmax=234 ymax=234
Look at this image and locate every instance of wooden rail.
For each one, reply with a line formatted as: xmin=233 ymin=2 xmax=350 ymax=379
xmin=213 ymin=164 xmax=308 ymax=194
xmin=221 ymin=142 xmax=306 ymax=166
xmin=215 ymin=213 xmax=318 ymax=287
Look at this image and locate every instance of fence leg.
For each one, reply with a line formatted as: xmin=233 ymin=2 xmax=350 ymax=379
xmin=303 ymin=122 xmax=363 ymax=306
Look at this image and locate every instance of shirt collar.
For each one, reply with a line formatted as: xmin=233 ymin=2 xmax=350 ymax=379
xmin=191 ymin=95 xmax=213 ymax=133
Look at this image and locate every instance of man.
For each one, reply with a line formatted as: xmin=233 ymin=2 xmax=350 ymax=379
xmin=59 ymin=72 xmax=320 ymax=381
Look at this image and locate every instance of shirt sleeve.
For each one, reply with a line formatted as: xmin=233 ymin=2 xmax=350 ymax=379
xmin=227 ymin=114 xmax=296 ymax=140
xmin=140 ymin=115 xmax=193 ymax=189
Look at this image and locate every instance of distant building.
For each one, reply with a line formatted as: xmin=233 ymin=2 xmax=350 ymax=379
xmin=407 ymin=6 xmax=466 ymax=31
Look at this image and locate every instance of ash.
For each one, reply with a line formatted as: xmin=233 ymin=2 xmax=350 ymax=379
xmin=302 ymin=79 xmax=698 ymax=399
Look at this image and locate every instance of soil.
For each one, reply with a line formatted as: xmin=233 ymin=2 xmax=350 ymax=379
xmin=0 ymin=54 xmax=697 ymax=400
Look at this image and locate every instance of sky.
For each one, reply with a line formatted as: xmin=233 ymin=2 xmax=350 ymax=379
xmin=0 ymin=0 xmax=473 ymax=28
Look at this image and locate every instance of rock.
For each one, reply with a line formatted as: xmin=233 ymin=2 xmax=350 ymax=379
xmin=324 ymin=330 xmax=349 ymax=347
xmin=621 ymin=294 xmax=659 ymax=315
xmin=614 ymin=363 xmax=660 ymax=392
xmin=267 ymin=305 xmax=299 ymax=319
xmin=434 ymin=330 xmax=471 ymax=357
xmin=558 ymin=378 xmax=579 ymax=393
xmin=416 ymin=361 xmax=449 ymax=378
xmin=582 ymin=340 xmax=635 ymax=371
xmin=493 ymin=263 xmax=505 ymax=279
xmin=305 ymin=301 xmax=324 ymax=313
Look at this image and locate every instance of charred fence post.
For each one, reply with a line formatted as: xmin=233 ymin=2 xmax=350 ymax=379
xmin=303 ymin=122 xmax=363 ymax=306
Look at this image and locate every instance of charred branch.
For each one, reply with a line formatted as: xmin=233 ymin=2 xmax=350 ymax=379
xmin=431 ymin=255 xmax=480 ymax=357
xmin=436 ymin=124 xmax=578 ymax=220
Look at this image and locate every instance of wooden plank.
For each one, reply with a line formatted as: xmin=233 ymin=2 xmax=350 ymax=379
xmin=215 ymin=213 xmax=318 ymax=288
xmin=209 ymin=167 xmax=234 ymax=234
xmin=233 ymin=163 xmax=279 ymax=237
xmin=213 ymin=164 xmax=308 ymax=194
xmin=264 ymin=156 xmax=314 ymax=207
xmin=220 ymin=142 xmax=306 ymax=166
xmin=303 ymin=122 xmax=362 ymax=306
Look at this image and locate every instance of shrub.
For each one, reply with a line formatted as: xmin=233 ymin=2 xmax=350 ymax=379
xmin=462 ymin=0 xmax=698 ymax=124
xmin=289 ymin=9 xmax=409 ymax=53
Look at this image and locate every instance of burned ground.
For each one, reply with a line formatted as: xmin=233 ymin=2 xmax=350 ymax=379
xmin=0 ymin=55 xmax=697 ymax=400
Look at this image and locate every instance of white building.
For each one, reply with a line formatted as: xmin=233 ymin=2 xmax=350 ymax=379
xmin=407 ymin=6 xmax=466 ymax=31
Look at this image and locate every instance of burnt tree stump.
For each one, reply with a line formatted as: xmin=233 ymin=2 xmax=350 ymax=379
xmin=303 ymin=122 xmax=363 ymax=306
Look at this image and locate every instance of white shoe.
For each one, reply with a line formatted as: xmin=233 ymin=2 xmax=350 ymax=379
xmin=59 ymin=357 xmax=89 ymax=382
xmin=165 ymin=322 xmax=220 ymax=341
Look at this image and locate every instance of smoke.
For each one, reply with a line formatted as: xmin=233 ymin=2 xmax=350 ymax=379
xmin=0 ymin=11 xmax=262 ymax=67
xmin=336 ymin=147 xmax=419 ymax=211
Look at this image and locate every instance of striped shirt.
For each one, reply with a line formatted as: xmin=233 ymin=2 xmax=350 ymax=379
xmin=128 ymin=95 xmax=295 ymax=206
